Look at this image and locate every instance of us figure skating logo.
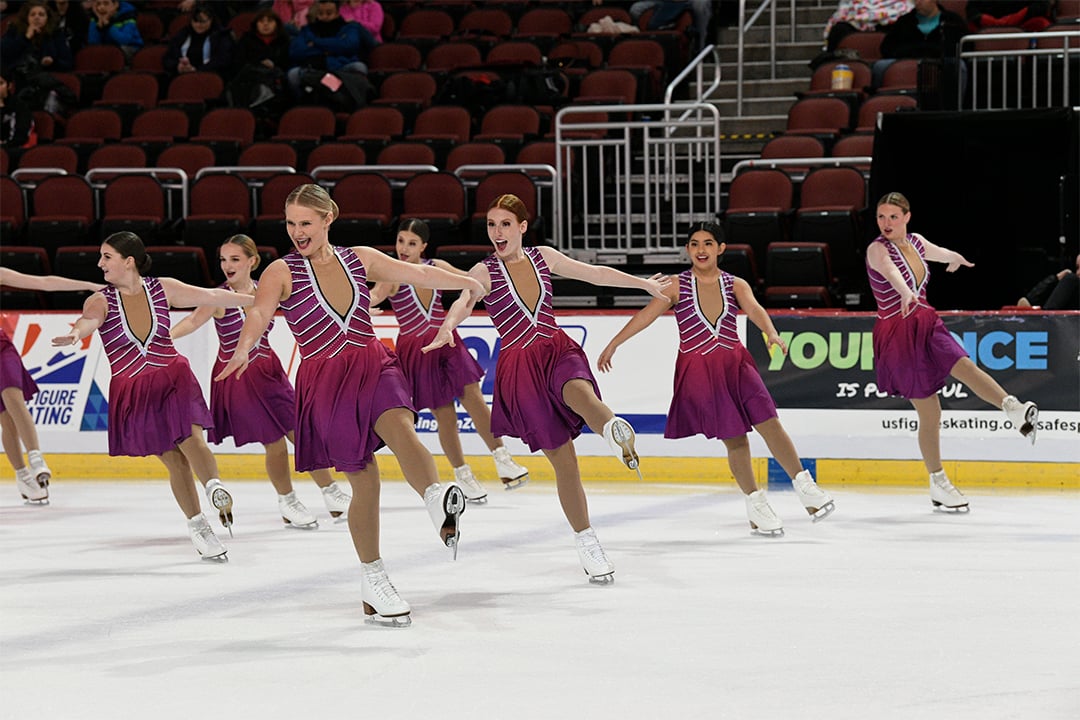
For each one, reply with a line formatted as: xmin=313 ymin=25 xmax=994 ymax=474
xmin=16 ymin=322 xmax=108 ymax=431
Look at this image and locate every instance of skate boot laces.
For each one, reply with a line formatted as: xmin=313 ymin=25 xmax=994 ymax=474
xmin=575 ymin=528 xmax=615 ymax=584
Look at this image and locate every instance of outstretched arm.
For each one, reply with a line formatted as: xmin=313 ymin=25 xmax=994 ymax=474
xmin=159 ymin=277 xmax=254 ymax=310
xmin=214 ymin=262 xmax=289 ymax=381
xmin=733 ymin=277 xmax=787 ymax=354
xmin=597 ymin=290 xmax=676 ymax=372
xmin=367 ymin=280 xmax=400 ymax=308
xmin=421 ymin=264 xmax=491 ymax=353
xmin=51 ymin=293 xmax=108 ymax=346
xmin=171 ymin=304 xmax=220 ymax=340
xmin=917 ymin=234 xmax=974 ymax=272
xmin=0 ymin=268 xmax=103 ymax=293
xmin=537 ymin=246 xmax=670 ymax=300
xmin=867 ymin=241 xmax=919 ymax=316
xmin=355 ymin=247 xmax=485 ymax=293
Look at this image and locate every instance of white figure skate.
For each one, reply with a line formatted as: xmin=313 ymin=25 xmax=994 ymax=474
xmin=27 ymin=449 xmax=51 ymax=488
xmin=792 ymin=470 xmax=835 ymax=521
xmin=15 ymin=467 xmax=48 ymax=504
xmin=1002 ymin=395 xmax=1039 ymax=445
xmin=204 ymin=478 xmax=234 ymax=536
xmin=361 ymin=559 xmax=411 ymax=627
xmin=187 ymin=513 xmax=228 ymax=561
xmin=492 ymin=446 xmax=528 ymax=489
xmin=602 ymin=416 xmax=642 ymax=480
xmin=454 ymin=464 xmax=488 ymax=504
xmin=278 ymin=491 xmax=318 ymax=529
xmin=574 ymin=527 xmax=615 ymax=584
xmin=745 ymin=489 xmax=784 ymax=537
xmin=929 ymin=470 xmax=969 ymax=513
xmin=321 ymin=481 xmax=350 ymax=521
xmin=424 ymin=482 xmax=465 ymax=559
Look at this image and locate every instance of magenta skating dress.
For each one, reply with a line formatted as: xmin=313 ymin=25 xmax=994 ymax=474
xmin=867 ymin=233 xmax=968 ymax=399
xmin=482 ymin=248 xmax=599 ymax=452
xmin=280 ymin=248 xmax=413 ymax=473
xmin=0 ymin=328 xmax=38 ymax=411
xmin=208 ymin=284 xmax=296 ymax=446
xmin=664 ymin=270 xmax=778 ymax=440
xmin=99 ymin=279 xmax=213 ymax=457
xmin=388 ymin=260 xmax=484 ymax=411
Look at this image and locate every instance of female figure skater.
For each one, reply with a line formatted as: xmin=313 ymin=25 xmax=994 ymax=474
xmin=868 ymin=192 xmax=1039 ymax=512
xmin=368 ymin=218 xmax=530 ymax=504
xmin=597 ymin=222 xmax=835 ymax=537
xmin=52 ymin=233 xmax=252 ymax=561
xmin=215 ymin=184 xmax=486 ymax=627
xmin=422 ymin=194 xmax=670 ymax=584
xmin=0 ymin=268 xmax=102 ymax=503
xmin=171 ymin=235 xmax=352 ymax=529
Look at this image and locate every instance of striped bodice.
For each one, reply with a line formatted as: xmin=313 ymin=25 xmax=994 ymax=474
xmin=482 ymin=247 xmax=559 ymax=350
xmin=674 ymin=269 xmax=741 ymax=354
xmin=279 ymin=247 xmax=374 ymax=360
xmin=868 ymin=233 xmax=929 ymax=319
xmin=212 ymin=282 xmax=273 ymax=363
xmin=388 ymin=260 xmax=446 ymax=336
xmin=99 ymin=277 xmax=178 ymax=379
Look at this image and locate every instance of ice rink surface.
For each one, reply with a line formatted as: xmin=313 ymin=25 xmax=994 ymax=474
xmin=1 ymin=479 xmax=1078 ymax=720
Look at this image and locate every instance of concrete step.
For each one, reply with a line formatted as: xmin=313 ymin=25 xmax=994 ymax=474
xmin=718 ymin=24 xmax=827 ymax=46
xmin=710 ymin=77 xmax=808 ymax=100
xmin=717 ymin=41 xmax=822 ymax=64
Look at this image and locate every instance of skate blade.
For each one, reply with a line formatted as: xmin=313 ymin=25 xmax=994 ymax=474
xmin=588 ymin=572 xmax=615 ymax=585
xmin=932 ymin=501 xmax=970 ymax=513
xmin=283 ymin=518 xmax=319 ymax=530
xmin=21 ymin=496 xmax=50 ymax=505
xmin=363 ymin=612 xmax=412 ymax=628
xmin=446 ymin=535 xmax=459 ymax=560
xmin=502 ymin=474 xmax=528 ymax=490
xmin=807 ymin=500 xmax=836 ymax=523
xmin=750 ymin=526 xmax=785 ymax=537
xmin=200 ymin=552 xmax=228 ymax=563
xmin=611 ymin=421 xmax=639 ymax=470
xmin=466 ymin=495 xmax=489 ymax=505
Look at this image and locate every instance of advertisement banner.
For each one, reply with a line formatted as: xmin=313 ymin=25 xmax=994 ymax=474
xmin=2 ymin=310 xmax=1076 ymax=463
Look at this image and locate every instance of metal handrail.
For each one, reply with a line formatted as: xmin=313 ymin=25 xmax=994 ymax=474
xmin=84 ymin=166 xmax=188 ymax=218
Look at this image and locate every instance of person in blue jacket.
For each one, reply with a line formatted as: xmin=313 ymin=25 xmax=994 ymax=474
xmin=86 ymin=0 xmax=143 ymax=57
xmin=286 ymin=0 xmax=375 ymax=101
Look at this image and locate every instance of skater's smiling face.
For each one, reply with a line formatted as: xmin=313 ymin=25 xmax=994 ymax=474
xmin=486 ymin=207 xmax=527 ymax=260
xmin=285 ymin=202 xmax=332 ymax=257
xmin=395 ymin=229 xmax=427 ymax=264
xmin=219 ymin=241 xmax=258 ymax=288
xmin=687 ymin=230 xmax=724 ymax=271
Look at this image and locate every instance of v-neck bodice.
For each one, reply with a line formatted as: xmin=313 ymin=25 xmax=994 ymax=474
xmin=482 ymin=247 xmax=558 ymax=350
xmin=280 ymin=247 xmax=375 ymax=360
xmin=867 ymin=233 xmax=930 ymax=319
xmin=674 ymin=269 xmax=740 ymax=354
xmin=213 ymin=282 xmax=274 ymax=363
xmin=100 ymin=278 xmax=178 ymax=379
xmin=389 ymin=259 xmax=447 ymax=336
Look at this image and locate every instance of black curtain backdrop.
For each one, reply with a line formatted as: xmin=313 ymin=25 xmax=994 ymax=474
xmin=869 ymin=108 xmax=1078 ymax=310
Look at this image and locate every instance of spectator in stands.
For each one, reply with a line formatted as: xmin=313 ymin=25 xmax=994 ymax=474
xmin=0 ymin=71 xmax=37 ymax=149
xmin=629 ymin=1 xmax=714 ymax=55
xmin=824 ymin=0 xmax=912 ymax=51
xmin=1017 ymin=253 xmax=1080 ymax=310
xmin=339 ymin=0 xmax=383 ymax=44
xmin=966 ymin=1 xmax=1053 ymax=32
xmin=273 ymin=0 xmax=316 ymax=31
xmin=227 ymin=8 xmax=291 ymax=110
xmin=1 ymin=0 xmax=74 ymax=83
xmin=86 ymin=0 xmax=144 ymax=58
xmin=162 ymin=2 xmax=234 ymax=77
xmin=286 ymin=0 xmax=376 ymax=104
xmin=50 ymin=1 xmax=90 ymax=54
xmin=875 ymin=0 xmax=967 ymax=89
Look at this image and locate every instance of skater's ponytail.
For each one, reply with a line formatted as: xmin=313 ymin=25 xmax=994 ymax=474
xmin=104 ymin=232 xmax=152 ymax=274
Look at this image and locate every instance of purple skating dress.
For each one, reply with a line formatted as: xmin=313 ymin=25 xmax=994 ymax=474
xmin=99 ymin=279 xmax=213 ymax=457
xmin=280 ymin=248 xmax=413 ymax=473
xmin=208 ymin=284 xmax=296 ymax=446
xmin=664 ymin=270 xmax=777 ymax=440
xmin=868 ymin=233 xmax=968 ymax=399
xmin=0 ymin=328 xmax=38 ymax=412
xmin=388 ymin=260 xmax=484 ymax=411
xmin=482 ymin=247 xmax=599 ymax=452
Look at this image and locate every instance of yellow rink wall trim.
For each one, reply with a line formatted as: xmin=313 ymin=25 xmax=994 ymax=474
xmin=3 ymin=455 xmax=1076 ymax=490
